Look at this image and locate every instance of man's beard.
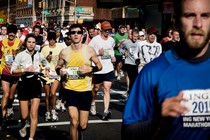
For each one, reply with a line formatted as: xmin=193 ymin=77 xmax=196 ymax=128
xmin=175 ymin=30 xmax=210 ymax=58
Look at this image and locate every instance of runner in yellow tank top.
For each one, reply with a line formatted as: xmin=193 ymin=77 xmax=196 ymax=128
xmin=0 ymin=25 xmax=22 ymax=127
xmin=0 ymin=36 xmax=21 ymax=75
xmin=65 ymin=44 xmax=92 ymax=91
xmin=55 ymin=24 xmax=102 ymax=140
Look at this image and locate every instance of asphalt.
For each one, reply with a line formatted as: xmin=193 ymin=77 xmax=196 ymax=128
xmin=0 ymin=78 xmax=128 ymax=140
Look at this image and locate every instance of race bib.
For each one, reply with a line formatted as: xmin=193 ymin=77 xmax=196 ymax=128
xmin=66 ymin=67 xmax=85 ymax=80
xmin=5 ymin=55 xmax=14 ymax=65
xmin=101 ymin=49 xmax=111 ymax=60
xmin=25 ymin=64 xmax=40 ymax=73
xmin=181 ymin=89 xmax=210 ymax=128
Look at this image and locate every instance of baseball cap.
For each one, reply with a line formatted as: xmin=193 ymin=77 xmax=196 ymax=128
xmin=55 ymin=27 xmax=61 ymax=31
xmin=147 ymin=27 xmax=158 ymax=35
xmin=101 ymin=21 xmax=112 ymax=30
xmin=20 ymin=24 xmax=25 ymax=28
xmin=139 ymin=31 xmax=145 ymax=36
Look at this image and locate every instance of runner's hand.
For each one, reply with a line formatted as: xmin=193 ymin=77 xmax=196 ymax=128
xmin=98 ymin=48 xmax=104 ymax=56
xmin=162 ymin=92 xmax=188 ymax=117
xmin=124 ymin=50 xmax=129 ymax=57
xmin=111 ymin=57 xmax=116 ymax=63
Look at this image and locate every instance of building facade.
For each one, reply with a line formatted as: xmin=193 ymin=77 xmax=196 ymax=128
xmin=97 ymin=0 xmax=174 ymax=35
xmin=0 ymin=0 xmax=16 ymax=24
xmin=13 ymin=0 xmax=112 ymax=26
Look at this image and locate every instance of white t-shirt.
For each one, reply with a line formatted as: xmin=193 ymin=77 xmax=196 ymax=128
xmin=88 ymin=35 xmax=115 ymax=74
xmin=61 ymin=29 xmax=68 ymax=38
xmin=134 ymin=40 xmax=162 ymax=64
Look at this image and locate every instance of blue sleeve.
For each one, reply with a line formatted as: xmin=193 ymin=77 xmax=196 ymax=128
xmin=123 ymin=53 xmax=171 ymax=125
xmin=122 ymin=66 xmax=155 ymax=125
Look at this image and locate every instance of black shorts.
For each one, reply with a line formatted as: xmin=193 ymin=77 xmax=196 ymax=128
xmin=115 ymin=55 xmax=123 ymax=64
xmin=64 ymin=89 xmax=92 ymax=111
xmin=18 ymin=75 xmax=42 ymax=101
xmin=1 ymin=74 xmax=19 ymax=85
xmin=92 ymin=71 xmax=114 ymax=84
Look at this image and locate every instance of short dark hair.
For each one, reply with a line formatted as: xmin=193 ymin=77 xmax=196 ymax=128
xmin=87 ymin=24 xmax=95 ymax=31
xmin=1 ymin=24 xmax=7 ymax=29
xmin=47 ymin=32 xmax=56 ymax=40
xmin=132 ymin=29 xmax=139 ymax=35
xmin=33 ymin=25 xmax=41 ymax=31
xmin=166 ymin=28 xmax=173 ymax=36
xmin=7 ymin=24 xmax=18 ymax=34
xmin=25 ymin=33 xmax=37 ymax=42
xmin=171 ymin=29 xmax=180 ymax=35
xmin=69 ymin=24 xmax=83 ymax=34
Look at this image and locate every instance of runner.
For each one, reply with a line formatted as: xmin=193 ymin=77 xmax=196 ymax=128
xmin=55 ymin=24 xmax=102 ymax=140
xmin=11 ymin=33 xmax=50 ymax=140
xmin=114 ymin=25 xmax=128 ymax=80
xmin=0 ymin=24 xmax=21 ymax=128
xmin=119 ymin=29 xmax=140 ymax=96
xmin=134 ymin=27 xmax=162 ymax=72
xmin=41 ymin=32 xmax=63 ymax=122
xmin=89 ymin=21 xmax=116 ymax=120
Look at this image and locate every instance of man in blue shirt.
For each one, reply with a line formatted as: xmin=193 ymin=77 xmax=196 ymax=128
xmin=122 ymin=0 xmax=210 ymax=139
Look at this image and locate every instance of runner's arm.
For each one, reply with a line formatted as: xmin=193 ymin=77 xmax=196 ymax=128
xmin=55 ymin=49 xmax=67 ymax=76
xmin=89 ymin=47 xmax=102 ymax=72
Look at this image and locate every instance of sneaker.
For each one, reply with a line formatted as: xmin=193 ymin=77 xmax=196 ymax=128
xmin=1 ymin=118 xmax=7 ymax=130
xmin=102 ymin=111 xmax=111 ymax=121
xmin=55 ymin=100 xmax=61 ymax=111
xmin=28 ymin=138 xmax=34 ymax=140
xmin=19 ymin=121 xmax=27 ymax=138
xmin=90 ymin=104 xmax=96 ymax=116
xmin=78 ymin=130 xmax=83 ymax=140
xmin=14 ymin=99 xmax=19 ymax=103
xmin=6 ymin=107 xmax=14 ymax=119
xmin=45 ymin=111 xmax=51 ymax=122
xmin=60 ymin=103 xmax=66 ymax=112
xmin=51 ymin=110 xmax=59 ymax=121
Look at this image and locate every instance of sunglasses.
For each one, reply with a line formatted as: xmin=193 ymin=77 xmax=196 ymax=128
xmin=70 ymin=31 xmax=83 ymax=35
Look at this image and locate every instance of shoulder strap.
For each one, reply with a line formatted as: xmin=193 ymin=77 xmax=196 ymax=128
xmin=65 ymin=47 xmax=71 ymax=64
xmin=82 ymin=44 xmax=91 ymax=65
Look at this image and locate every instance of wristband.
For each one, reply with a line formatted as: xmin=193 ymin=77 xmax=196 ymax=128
xmin=90 ymin=66 xmax=99 ymax=73
xmin=135 ymin=59 xmax=140 ymax=65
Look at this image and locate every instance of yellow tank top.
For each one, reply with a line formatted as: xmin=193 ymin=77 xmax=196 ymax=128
xmin=65 ymin=45 xmax=92 ymax=92
xmin=0 ymin=38 xmax=20 ymax=75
